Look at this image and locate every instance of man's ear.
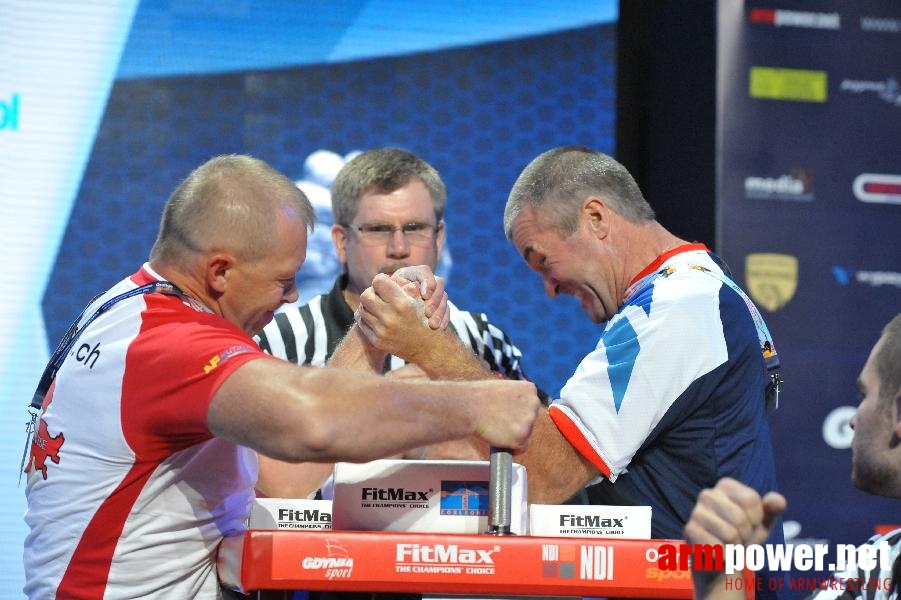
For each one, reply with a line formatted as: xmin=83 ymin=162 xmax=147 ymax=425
xmin=206 ymin=253 xmax=234 ymax=295
xmin=332 ymin=223 xmax=350 ymax=266
xmin=583 ymin=196 xmax=611 ymax=240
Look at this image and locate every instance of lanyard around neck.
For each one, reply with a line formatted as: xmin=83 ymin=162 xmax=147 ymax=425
xmin=30 ymin=280 xmax=189 ymax=411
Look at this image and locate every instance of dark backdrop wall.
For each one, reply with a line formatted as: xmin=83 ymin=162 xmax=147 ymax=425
xmin=618 ymin=3 xmax=901 ymax=596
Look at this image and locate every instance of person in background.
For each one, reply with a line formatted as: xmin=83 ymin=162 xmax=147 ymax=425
xmin=686 ymin=313 xmax=901 ymax=600
xmin=21 ymin=154 xmax=540 ymax=599
xmin=255 ymin=147 xmax=547 ymax=499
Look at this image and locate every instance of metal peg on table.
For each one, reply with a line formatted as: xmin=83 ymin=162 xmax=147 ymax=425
xmin=486 ymin=447 xmax=513 ymax=535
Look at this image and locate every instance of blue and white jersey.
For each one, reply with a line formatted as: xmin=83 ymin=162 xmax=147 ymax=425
xmin=549 ymin=244 xmax=781 ymax=541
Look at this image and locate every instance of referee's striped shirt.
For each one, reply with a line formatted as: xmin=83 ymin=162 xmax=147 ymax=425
xmin=256 ymin=275 xmax=547 ymax=402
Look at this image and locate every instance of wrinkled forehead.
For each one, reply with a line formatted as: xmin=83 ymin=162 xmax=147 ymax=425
xmin=509 ymin=205 xmax=553 ymax=257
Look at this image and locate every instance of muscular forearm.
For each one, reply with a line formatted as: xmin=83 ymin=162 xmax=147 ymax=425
xmin=409 ymin=328 xmax=494 ymax=381
xmin=328 ymin=325 xmax=387 ymax=372
xmin=514 ymin=410 xmax=598 ymax=504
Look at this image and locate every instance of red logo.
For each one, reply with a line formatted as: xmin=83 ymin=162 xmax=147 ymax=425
xmin=29 ymin=420 xmax=65 ymax=480
xmin=26 ymin=384 xmax=65 ymax=480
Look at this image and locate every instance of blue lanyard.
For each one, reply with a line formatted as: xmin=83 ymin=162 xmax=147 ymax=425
xmin=21 ymin=280 xmax=187 ymax=484
xmin=30 ymin=280 xmax=187 ymax=410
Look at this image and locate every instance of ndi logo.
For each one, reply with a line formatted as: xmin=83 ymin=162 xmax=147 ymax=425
xmin=1 ymin=93 xmax=19 ymax=131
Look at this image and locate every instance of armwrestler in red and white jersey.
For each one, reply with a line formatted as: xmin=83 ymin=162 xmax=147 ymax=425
xmin=23 ymin=155 xmax=540 ymax=599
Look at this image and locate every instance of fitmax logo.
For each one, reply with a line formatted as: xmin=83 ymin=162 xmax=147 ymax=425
xmin=362 ymin=487 xmax=430 ymax=501
xmin=560 ymin=515 xmax=624 ymax=528
xmin=278 ymin=508 xmax=331 ymax=523
xmin=396 ymin=543 xmax=498 ymax=564
xmin=1 ymin=93 xmax=19 ymax=131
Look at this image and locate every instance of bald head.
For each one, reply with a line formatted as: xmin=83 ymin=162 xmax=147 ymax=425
xmin=150 ymin=155 xmax=315 ymax=268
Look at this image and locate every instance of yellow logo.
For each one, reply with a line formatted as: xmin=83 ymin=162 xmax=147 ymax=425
xmin=749 ymin=67 xmax=828 ymax=102
xmin=745 ymin=253 xmax=798 ymax=312
xmin=203 ymin=354 xmax=221 ymax=374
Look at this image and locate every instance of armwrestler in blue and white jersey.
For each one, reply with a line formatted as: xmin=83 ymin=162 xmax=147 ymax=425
xmin=499 ymin=147 xmax=784 ymax=596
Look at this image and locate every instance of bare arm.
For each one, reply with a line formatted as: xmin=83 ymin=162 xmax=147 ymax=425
xmin=684 ymin=478 xmax=787 ymax=600
xmin=207 ymin=356 xmax=539 ymax=463
xmin=256 ymin=458 xmax=334 ymax=499
xmin=255 ymin=326 xmax=388 ymax=497
xmin=513 ymin=408 xmax=600 ymax=503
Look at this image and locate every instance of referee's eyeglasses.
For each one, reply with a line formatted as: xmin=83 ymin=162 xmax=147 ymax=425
xmin=344 ymin=222 xmax=440 ymax=246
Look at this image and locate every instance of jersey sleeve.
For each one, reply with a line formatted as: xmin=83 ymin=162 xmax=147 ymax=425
xmin=121 ymin=303 xmax=269 ymax=460
xmin=550 ymin=270 xmax=730 ymax=481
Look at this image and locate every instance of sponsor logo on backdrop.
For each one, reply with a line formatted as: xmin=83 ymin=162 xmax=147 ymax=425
xmin=745 ymin=254 xmax=798 ymax=312
xmin=840 ymin=77 xmax=901 ymax=107
xmin=1 ymin=93 xmax=19 ymax=131
xmin=831 ymin=266 xmax=901 ymax=288
xmin=860 ymin=16 xmax=901 ymax=34
xmin=440 ymin=480 xmax=488 ymax=516
xmin=541 ymin=543 xmax=614 ymax=581
xmin=750 ymin=67 xmax=828 ymax=103
xmin=750 ymin=8 xmax=840 ymax=30
xmin=744 ymin=169 xmax=814 ymax=201
xmin=854 ymin=173 xmax=901 ymax=205
xmin=822 ymin=406 xmax=856 ymax=449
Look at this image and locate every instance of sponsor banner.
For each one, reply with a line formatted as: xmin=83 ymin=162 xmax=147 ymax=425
xmin=226 ymin=530 xmax=693 ymax=596
xmin=719 ymin=0 xmax=901 ymax=566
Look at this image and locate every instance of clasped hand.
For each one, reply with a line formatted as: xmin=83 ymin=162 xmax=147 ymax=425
xmin=355 ymin=266 xmax=450 ymax=358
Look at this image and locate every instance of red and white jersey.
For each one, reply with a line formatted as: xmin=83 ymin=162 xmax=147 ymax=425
xmin=24 ymin=264 xmax=267 ymax=599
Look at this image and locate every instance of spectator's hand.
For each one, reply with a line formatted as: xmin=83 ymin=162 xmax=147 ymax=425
xmin=684 ymin=477 xmax=785 ymax=547
xmin=683 ymin=478 xmax=786 ymax=600
xmin=392 ymin=266 xmax=448 ymax=330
